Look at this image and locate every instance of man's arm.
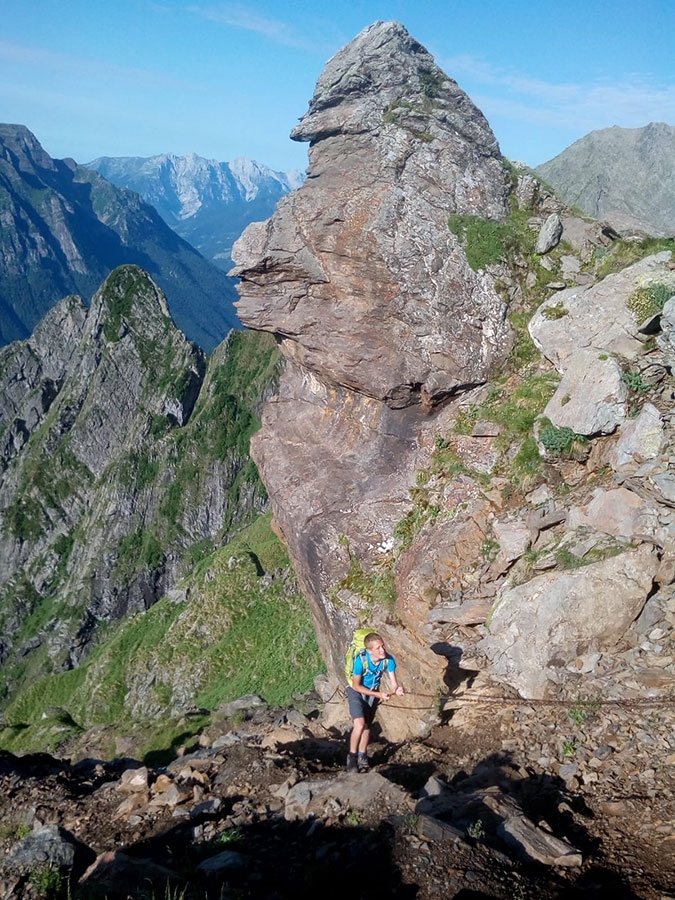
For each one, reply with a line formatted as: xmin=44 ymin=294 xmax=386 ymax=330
xmin=387 ymin=662 xmax=405 ymax=696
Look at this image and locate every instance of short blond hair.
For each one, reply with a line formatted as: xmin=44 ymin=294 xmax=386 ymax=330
xmin=364 ymin=632 xmax=383 ymax=647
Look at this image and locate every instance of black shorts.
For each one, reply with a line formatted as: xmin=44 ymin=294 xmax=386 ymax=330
xmin=347 ymin=686 xmax=379 ymax=725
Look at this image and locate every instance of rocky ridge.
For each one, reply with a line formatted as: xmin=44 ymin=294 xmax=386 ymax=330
xmin=0 ymin=266 xmax=275 ymax=709
xmin=535 ymin=122 xmax=675 ymax=237
xmin=233 ymin=18 xmax=675 ymax=753
xmin=232 ymin=22 xmax=513 ymax=727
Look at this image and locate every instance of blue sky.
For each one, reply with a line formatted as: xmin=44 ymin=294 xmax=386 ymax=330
xmin=1 ymin=0 xmax=673 ymax=173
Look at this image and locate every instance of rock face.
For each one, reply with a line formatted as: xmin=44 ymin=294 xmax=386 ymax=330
xmin=232 ymin=21 xmax=513 ymax=737
xmin=87 ymin=153 xmax=304 ymax=271
xmin=0 ymin=124 xmax=240 ymax=350
xmin=233 ymin=23 xmax=510 ymax=408
xmin=535 ymin=122 xmax=675 ymax=236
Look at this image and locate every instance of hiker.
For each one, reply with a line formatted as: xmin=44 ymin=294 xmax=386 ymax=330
xmin=346 ymin=632 xmax=404 ymax=773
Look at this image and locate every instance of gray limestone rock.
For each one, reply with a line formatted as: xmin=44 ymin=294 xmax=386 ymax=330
xmin=3 ymin=824 xmax=93 ymax=875
xmin=607 ymin=402 xmax=664 ymax=470
xmin=481 ymin=544 xmax=658 ymax=698
xmin=565 ymin=487 xmax=661 ymax=541
xmin=529 ymin=252 xmax=673 ymax=373
xmin=541 ymin=348 xmax=627 ymax=436
xmin=656 ymin=296 xmax=675 ymax=368
xmin=535 ymin=213 xmax=563 ymax=254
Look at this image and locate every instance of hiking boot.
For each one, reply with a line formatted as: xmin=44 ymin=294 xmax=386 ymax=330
xmin=346 ymin=752 xmax=358 ymax=773
xmin=357 ymin=753 xmax=369 ymax=773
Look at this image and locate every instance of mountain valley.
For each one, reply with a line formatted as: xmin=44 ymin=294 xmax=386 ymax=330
xmin=0 ymin=126 xmax=240 ymax=351
xmin=87 ymin=153 xmax=304 ymax=271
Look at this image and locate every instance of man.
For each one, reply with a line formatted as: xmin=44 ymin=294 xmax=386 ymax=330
xmin=346 ymin=632 xmax=404 ymax=773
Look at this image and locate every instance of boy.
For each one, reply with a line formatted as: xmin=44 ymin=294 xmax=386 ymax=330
xmin=346 ymin=632 xmax=404 ymax=773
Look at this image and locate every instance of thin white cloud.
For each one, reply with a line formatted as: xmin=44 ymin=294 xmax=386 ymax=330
xmin=0 ymin=39 xmax=199 ymax=91
xmin=443 ymin=53 xmax=675 ymax=132
xmin=187 ymin=3 xmax=315 ymax=50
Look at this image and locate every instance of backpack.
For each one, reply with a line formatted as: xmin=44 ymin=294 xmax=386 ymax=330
xmin=344 ymin=628 xmax=374 ymax=685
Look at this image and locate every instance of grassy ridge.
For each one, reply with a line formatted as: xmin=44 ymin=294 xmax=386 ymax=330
xmin=0 ymin=514 xmax=324 ymax=754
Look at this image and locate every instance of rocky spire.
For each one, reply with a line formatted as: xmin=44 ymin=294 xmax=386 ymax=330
xmin=232 ymin=20 xmax=512 ymax=410
xmin=229 ymin=23 xmax=516 ymax=731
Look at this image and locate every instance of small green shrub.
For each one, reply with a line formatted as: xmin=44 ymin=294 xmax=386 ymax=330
xmin=595 ymin=237 xmax=675 ymax=279
xmin=339 ymin=553 xmax=397 ymax=608
xmin=539 ymin=420 xmax=587 ymax=457
xmin=511 ymin=436 xmax=542 ymax=479
xmin=467 ymin=819 xmax=485 ymax=840
xmin=568 ymin=696 xmax=600 ymax=726
xmin=448 ymin=214 xmax=508 ymax=271
xmin=420 ymin=68 xmax=445 ymax=98
xmin=29 ymin=864 xmax=63 ymax=896
xmin=621 ymin=370 xmax=649 ymax=393
xmin=481 ymin=539 xmax=500 ymax=561
xmin=562 ymin=738 xmax=578 ymax=758
xmin=554 ymin=547 xmax=585 ymax=570
xmin=626 ymin=280 xmax=674 ymax=323
xmin=213 ymin=827 xmax=243 ymax=847
xmin=542 ymin=301 xmax=568 ymax=320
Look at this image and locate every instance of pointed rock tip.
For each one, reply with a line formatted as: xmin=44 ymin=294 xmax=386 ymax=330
xmin=95 ymin=264 xmax=173 ymax=333
xmin=291 ymin=20 xmax=451 ymax=144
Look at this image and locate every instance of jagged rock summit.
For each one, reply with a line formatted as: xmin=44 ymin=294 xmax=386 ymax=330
xmin=0 ymin=265 xmax=273 ymax=696
xmin=233 ymin=20 xmax=512 ymax=409
xmin=232 ymin=21 xmax=514 ymax=736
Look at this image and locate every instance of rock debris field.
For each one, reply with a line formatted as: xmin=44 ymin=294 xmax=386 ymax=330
xmin=1 ymin=687 xmax=674 ymax=900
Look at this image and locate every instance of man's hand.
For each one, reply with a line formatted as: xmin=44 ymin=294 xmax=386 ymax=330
xmin=378 ymin=691 xmax=391 ymax=701
xmin=395 ymin=685 xmax=405 ymax=696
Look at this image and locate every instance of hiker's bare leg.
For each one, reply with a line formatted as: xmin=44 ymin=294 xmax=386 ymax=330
xmin=350 ymin=717 xmax=366 ymax=754
xmin=358 ymin=726 xmax=370 ymax=753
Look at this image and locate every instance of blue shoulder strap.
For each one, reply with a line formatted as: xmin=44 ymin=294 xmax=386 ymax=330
xmin=358 ymin=647 xmax=370 ymax=674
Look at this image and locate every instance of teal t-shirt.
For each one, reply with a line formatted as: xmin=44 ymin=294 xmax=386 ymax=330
xmin=352 ymin=651 xmax=396 ymax=690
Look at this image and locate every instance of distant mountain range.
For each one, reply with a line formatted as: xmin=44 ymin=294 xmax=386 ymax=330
xmin=86 ymin=153 xmax=304 ymax=270
xmin=536 ymin=122 xmax=675 ymax=236
xmin=0 ymin=124 xmax=241 ymax=350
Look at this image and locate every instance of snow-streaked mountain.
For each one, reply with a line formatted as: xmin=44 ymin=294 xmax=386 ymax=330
xmin=86 ymin=153 xmax=305 ymax=270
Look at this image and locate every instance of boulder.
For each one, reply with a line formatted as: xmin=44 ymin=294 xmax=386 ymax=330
xmin=3 ymin=825 xmax=94 ymax=875
xmin=529 ymin=252 xmax=673 ymax=372
xmin=607 ymin=402 xmax=664 ymax=470
xmin=481 ymin=544 xmax=658 ymax=698
xmin=535 ymin=213 xmax=563 ymax=254
xmin=541 ymin=349 xmax=627 ymax=435
xmin=565 ymin=487 xmax=661 ymax=541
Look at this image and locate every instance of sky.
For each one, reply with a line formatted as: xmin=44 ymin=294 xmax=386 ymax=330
xmin=1 ymin=0 xmax=674 ymax=174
